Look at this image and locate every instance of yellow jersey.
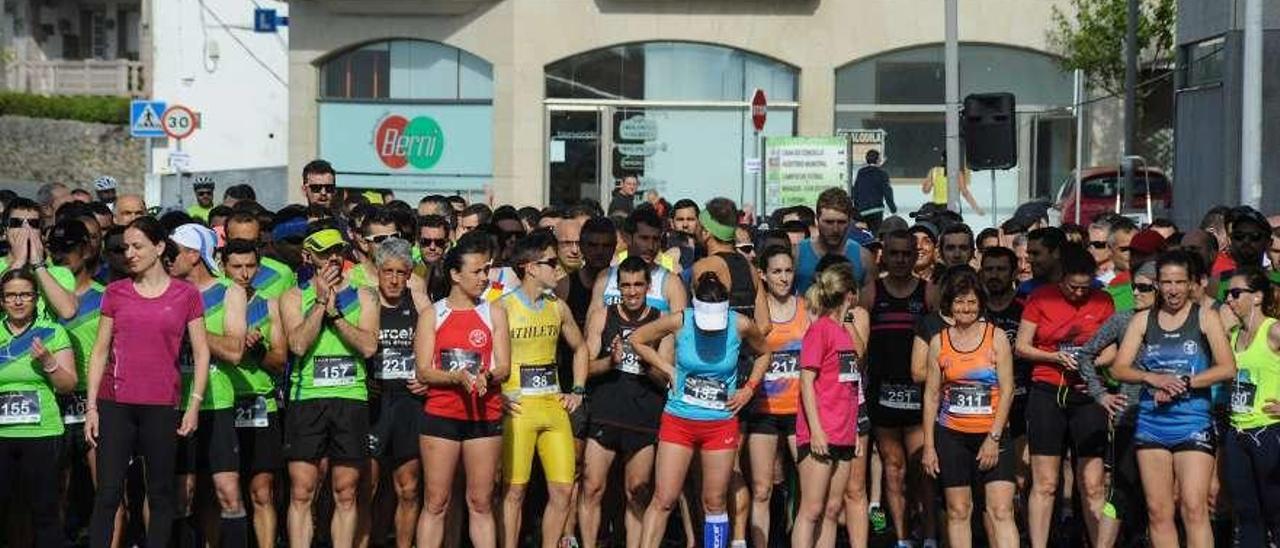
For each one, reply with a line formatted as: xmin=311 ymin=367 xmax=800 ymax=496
xmin=500 ymin=289 xmax=563 ymax=399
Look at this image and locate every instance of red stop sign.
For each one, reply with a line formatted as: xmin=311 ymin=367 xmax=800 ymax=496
xmin=750 ymin=89 xmax=767 ymax=132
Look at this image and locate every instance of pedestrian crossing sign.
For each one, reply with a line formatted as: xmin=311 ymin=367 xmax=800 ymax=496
xmin=130 ymin=100 xmax=167 ymax=138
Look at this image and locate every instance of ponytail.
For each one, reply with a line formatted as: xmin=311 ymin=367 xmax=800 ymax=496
xmin=805 ymin=261 xmax=856 ymax=317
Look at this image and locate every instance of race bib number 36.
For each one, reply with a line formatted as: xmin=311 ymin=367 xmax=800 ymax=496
xmin=0 ymin=391 xmax=41 ymax=425
xmin=312 ymin=356 xmax=358 ymax=387
xmin=682 ymin=375 xmax=729 ymax=410
xmin=520 ymin=364 xmax=559 ymax=396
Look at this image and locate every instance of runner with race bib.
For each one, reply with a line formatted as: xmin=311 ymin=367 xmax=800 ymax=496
xmin=628 ymin=271 xmax=769 ymax=548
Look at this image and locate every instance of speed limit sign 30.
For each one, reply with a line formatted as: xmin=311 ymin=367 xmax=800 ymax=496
xmin=162 ymin=105 xmax=198 ymax=140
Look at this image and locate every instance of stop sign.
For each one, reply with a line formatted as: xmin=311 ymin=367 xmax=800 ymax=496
xmin=750 ymin=89 xmax=767 ymax=132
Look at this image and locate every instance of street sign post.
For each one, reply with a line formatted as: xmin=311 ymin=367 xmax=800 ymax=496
xmin=254 ymin=8 xmax=289 ymax=33
xmin=750 ymin=89 xmax=767 ymax=132
xmin=163 ymin=105 xmax=198 ymax=140
xmin=130 ymin=100 xmax=166 ymax=138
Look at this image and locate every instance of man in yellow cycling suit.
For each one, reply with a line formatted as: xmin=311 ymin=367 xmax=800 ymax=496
xmin=499 ymin=229 xmax=589 ymax=548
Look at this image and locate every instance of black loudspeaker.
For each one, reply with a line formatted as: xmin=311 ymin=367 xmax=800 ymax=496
xmin=963 ymin=93 xmax=1017 ymax=170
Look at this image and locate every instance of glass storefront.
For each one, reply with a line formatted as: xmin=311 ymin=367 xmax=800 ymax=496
xmin=545 ymin=42 xmax=798 ymax=209
xmin=317 ymin=40 xmax=493 ymax=196
xmin=835 ymin=43 xmax=1077 ymax=226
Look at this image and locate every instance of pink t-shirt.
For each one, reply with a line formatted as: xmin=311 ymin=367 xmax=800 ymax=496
xmin=796 ymin=316 xmax=860 ymax=447
xmin=98 ymin=277 xmax=203 ymax=406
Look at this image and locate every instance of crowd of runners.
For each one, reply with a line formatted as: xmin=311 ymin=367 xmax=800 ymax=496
xmin=0 ymin=159 xmax=1278 ymax=548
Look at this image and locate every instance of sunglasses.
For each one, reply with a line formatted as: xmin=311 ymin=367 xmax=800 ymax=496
xmin=307 ymin=184 xmax=337 ymax=195
xmin=1226 ymin=287 xmax=1257 ymax=300
xmin=1132 ymin=282 xmax=1157 ymax=294
xmin=363 ymin=233 xmax=401 ymax=244
xmin=1232 ymin=232 xmax=1268 ymax=243
xmin=420 ymin=237 xmax=448 ymax=249
xmin=7 ymin=218 xmax=40 ymax=229
xmin=1117 ymin=246 xmax=1132 ymax=253
xmin=195 ymin=190 xmax=213 ymax=196
xmin=1088 ymin=241 xmax=1108 ymax=250
xmin=736 ymin=244 xmax=755 ymax=254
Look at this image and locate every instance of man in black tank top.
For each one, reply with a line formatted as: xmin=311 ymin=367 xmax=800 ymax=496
xmin=362 ymin=237 xmax=430 ymax=548
xmin=578 ymin=257 xmax=669 ymax=548
xmin=556 ymin=217 xmax=617 ymax=433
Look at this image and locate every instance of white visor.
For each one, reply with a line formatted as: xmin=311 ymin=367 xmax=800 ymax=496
xmin=692 ymin=298 xmax=730 ymax=331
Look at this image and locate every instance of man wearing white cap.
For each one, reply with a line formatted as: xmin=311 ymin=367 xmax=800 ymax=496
xmin=168 ymin=223 xmax=251 ymax=547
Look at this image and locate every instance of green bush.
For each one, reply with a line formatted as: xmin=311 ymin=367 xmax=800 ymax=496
xmin=0 ymin=92 xmax=130 ymax=124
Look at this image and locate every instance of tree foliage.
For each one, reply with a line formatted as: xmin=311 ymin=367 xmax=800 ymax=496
xmin=1048 ymin=0 xmax=1176 ymax=98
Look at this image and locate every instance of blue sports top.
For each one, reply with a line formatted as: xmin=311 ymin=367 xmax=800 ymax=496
xmin=666 ymin=309 xmax=742 ymax=421
xmin=1135 ymin=305 xmax=1213 ymax=445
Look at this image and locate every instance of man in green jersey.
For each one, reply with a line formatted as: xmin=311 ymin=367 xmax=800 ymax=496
xmin=187 ymin=176 xmax=217 ymax=224
xmin=280 ymin=226 xmax=379 ymax=548
xmin=169 ymin=223 xmax=250 ymax=547
xmin=2 ymin=197 xmax=77 ymax=320
xmin=224 ymin=210 xmax=298 ymax=299
xmin=221 ymin=238 xmax=289 ymax=548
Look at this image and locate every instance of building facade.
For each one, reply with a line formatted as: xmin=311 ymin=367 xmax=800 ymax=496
xmin=1174 ymin=0 xmax=1280 ymax=227
xmin=289 ymin=0 xmax=1081 ymax=217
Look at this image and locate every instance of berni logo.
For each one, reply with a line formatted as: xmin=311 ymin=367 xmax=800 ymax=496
xmin=375 ymin=114 xmax=445 ymax=170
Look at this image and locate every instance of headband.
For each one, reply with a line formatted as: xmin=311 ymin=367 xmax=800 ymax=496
xmin=699 ymin=210 xmax=736 ymax=243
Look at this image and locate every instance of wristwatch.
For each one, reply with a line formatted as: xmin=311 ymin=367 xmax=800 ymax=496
xmin=572 ymin=385 xmax=586 ymax=396
xmin=1180 ymin=375 xmax=1192 ymax=390
xmin=988 ymin=431 xmax=1003 ymax=443
xmin=325 ymin=307 xmax=342 ymax=322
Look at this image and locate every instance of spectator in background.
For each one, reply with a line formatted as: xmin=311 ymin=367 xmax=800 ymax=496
xmin=1200 ymin=206 xmax=1234 ymax=276
xmin=670 ymin=199 xmax=700 ymax=235
xmin=1149 ymin=218 xmax=1177 ymax=239
xmin=1214 ymin=207 xmax=1273 ymax=301
xmin=187 ymin=176 xmax=216 ymax=223
xmin=93 ymin=176 xmax=118 ymax=206
xmin=608 ymin=175 xmax=639 ymax=216
xmin=37 ymin=182 xmax=72 ymax=225
xmin=1016 ymin=227 xmax=1067 ymax=298
xmin=223 ymin=184 xmax=256 ymax=208
xmin=207 ymin=206 xmax=233 ymax=230
xmin=446 ymin=195 xmax=466 ymax=213
xmin=922 ymin=151 xmax=984 ymax=216
xmin=538 ymin=207 xmax=562 ymax=231
xmin=852 ymin=149 xmax=897 ymax=234
xmin=301 ymin=159 xmax=338 ymax=210
xmin=456 ymin=203 xmax=491 ymax=240
xmin=70 ymin=188 xmax=93 ymax=203
xmin=113 ymin=195 xmax=146 ymax=227
xmin=976 ymin=227 xmax=1000 ymax=263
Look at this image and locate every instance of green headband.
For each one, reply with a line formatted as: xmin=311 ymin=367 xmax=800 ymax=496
xmin=699 ymin=210 xmax=736 ymax=242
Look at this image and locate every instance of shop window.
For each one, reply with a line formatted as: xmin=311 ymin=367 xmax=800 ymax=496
xmin=321 ymin=40 xmax=493 ymax=100
xmin=1181 ymin=36 xmax=1224 ymax=88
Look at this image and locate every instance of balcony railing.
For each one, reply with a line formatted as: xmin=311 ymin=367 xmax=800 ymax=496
xmin=3 ymin=59 xmax=146 ymax=97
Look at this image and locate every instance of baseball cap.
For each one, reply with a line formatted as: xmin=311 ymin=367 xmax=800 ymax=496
xmin=909 ymin=220 xmax=940 ymax=242
xmin=692 ymin=298 xmax=730 ymax=331
xmin=171 ymin=223 xmax=221 ymax=275
xmin=304 ymin=228 xmax=347 ymax=253
xmin=1128 ymin=229 xmax=1166 ymax=256
xmin=47 ymin=219 xmax=90 ymax=253
xmin=271 ymin=217 xmax=308 ymax=242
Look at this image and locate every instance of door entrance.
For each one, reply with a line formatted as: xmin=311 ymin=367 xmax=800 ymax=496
xmin=547 ymin=107 xmax=605 ymax=208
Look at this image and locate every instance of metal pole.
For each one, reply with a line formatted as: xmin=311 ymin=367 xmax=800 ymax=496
xmin=1123 ymin=0 xmax=1138 ymax=194
xmin=1241 ymin=0 xmax=1263 ymax=207
xmin=945 ymin=0 xmax=961 ymax=213
xmin=989 ymin=170 xmax=997 ymax=228
xmin=1074 ymin=69 xmax=1085 ymax=225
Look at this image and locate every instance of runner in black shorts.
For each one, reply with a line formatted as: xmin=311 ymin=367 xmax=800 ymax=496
xmin=863 ymin=229 xmax=936 ymax=546
xmin=980 ymin=247 xmax=1032 ymax=495
xmin=1015 ymin=244 xmax=1114 ymax=548
xmin=221 ymin=239 xmax=288 ymax=548
xmin=579 ymin=257 xmax=668 ymax=548
xmin=279 ymin=227 xmax=380 ymax=548
xmin=361 ymin=237 xmax=429 ymax=548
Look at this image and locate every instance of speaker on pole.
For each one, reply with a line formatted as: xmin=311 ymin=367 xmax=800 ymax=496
xmin=963 ymin=93 xmax=1017 ymax=170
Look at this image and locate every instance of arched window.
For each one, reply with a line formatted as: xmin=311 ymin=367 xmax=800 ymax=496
xmin=317 ymin=40 xmax=493 ymax=195
xmin=544 ymin=42 xmax=798 ymax=208
xmin=321 ymin=40 xmax=493 ymax=100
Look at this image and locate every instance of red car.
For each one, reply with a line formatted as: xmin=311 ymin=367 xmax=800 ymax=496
xmin=1051 ymin=166 xmax=1172 ymax=226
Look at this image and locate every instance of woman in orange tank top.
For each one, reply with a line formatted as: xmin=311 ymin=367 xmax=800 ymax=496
xmin=921 ymin=266 xmax=1018 ymax=548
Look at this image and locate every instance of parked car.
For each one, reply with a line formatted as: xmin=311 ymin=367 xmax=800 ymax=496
xmin=1050 ymin=166 xmax=1172 ymax=226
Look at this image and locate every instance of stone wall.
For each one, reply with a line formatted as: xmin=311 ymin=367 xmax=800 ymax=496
xmin=0 ymin=115 xmax=145 ymax=195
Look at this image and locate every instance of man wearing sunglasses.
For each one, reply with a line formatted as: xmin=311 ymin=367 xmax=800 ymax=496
xmin=1087 ymin=219 xmax=1116 ymax=285
xmin=279 ymin=226 xmax=380 ymax=548
xmin=302 ymin=159 xmax=339 ymax=210
xmin=187 ymin=176 xmax=217 ymax=224
xmin=351 ymin=209 xmax=428 ymax=301
xmin=1 ymin=197 xmax=77 ymax=321
xmin=1214 ymin=207 xmax=1272 ymax=302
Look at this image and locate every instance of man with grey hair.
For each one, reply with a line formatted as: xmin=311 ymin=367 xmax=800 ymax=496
xmin=360 ymin=236 xmax=430 ymax=548
xmin=37 ymin=182 xmax=71 ymax=223
xmin=1087 ymin=218 xmax=1115 ymax=284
